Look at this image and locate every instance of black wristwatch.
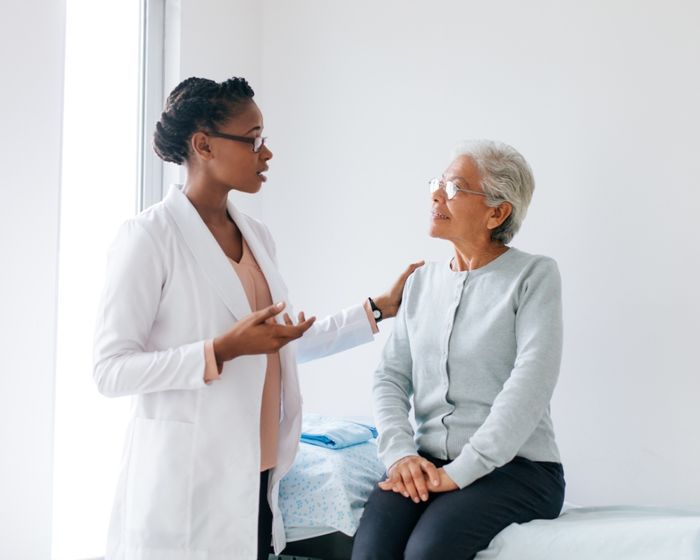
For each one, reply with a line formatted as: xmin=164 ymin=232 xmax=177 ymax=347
xmin=368 ymin=297 xmax=383 ymax=322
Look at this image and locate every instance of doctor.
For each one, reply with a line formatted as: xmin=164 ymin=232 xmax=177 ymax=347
xmin=93 ymin=76 xmax=421 ymax=560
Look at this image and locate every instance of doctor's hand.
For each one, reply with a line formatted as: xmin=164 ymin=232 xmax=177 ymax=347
xmin=378 ymin=455 xmax=440 ymax=503
xmin=371 ymin=260 xmax=425 ymax=320
xmin=213 ymin=302 xmax=316 ymax=367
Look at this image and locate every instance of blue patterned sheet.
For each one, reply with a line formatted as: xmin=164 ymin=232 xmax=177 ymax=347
xmin=278 ymin=439 xmax=386 ymax=537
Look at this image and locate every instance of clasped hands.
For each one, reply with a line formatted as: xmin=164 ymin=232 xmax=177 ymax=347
xmin=378 ymin=455 xmax=458 ymax=503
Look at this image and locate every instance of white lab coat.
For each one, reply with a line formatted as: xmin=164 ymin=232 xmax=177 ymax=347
xmin=94 ymin=185 xmax=374 ymax=559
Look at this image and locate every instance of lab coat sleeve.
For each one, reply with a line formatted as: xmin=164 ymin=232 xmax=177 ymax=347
xmin=295 ymin=303 xmax=376 ymax=363
xmin=93 ymin=220 xmax=207 ymax=397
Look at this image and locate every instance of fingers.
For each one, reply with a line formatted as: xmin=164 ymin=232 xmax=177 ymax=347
xmin=398 ymin=260 xmax=425 ymax=282
xmin=378 ymin=476 xmax=396 ymax=491
xmin=379 ymin=475 xmax=402 ymax=493
xmin=380 ymin=457 xmax=437 ymax=501
xmin=405 ymin=260 xmax=425 ymax=276
xmin=283 ymin=316 xmax=316 ymax=339
xmin=378 ymin=474 xmax=408 ymax=498
xmin=408 ymin=261 xmax=425 ymax=275
xmin=393 ymin=480 xmax=408 ymax=496
xmin=408 ymin=462 xmax=429 ymax=501
xmin=433 ymin=468 xmax=458 ymax=493
xmin=267 ymin=316 xmax=317 ymax=349
xmin=283 ymin=311 xmax=308 ymax=327
xmin=420 ymin=460 xmax=441 ymax=488
xmin=297 ymin=315 xmax=315 ymax=332
xmin=399 ymin=468 xmax=421 ymax=503
xmin=255 ymin=302 xmax=286 ymax=323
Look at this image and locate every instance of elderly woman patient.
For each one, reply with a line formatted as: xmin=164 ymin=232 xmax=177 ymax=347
xmin=352 ymin=140 xmax=565 ymax=560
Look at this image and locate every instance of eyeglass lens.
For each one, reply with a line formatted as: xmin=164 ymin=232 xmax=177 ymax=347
xmin=429 ymin=178 xmax=458 ymax=199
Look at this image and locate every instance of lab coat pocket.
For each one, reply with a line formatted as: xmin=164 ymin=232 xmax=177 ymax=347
xmin=125 ymin=417 xmax=195 ymax=546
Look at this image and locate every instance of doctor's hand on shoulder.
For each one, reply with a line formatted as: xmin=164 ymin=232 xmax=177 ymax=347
xmin=210 ymin=302 xmax=316 ymax=375
xmin=370 ymin=260 xmax=425 ymax=319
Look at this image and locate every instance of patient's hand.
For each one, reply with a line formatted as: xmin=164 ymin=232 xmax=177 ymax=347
xmin=372 ymin=260 xmax=425 ymax=319
xmin=430 ymin=467 xmax=459 ymax=493
xmin=378 ymin=455 xmax=439 ymax=503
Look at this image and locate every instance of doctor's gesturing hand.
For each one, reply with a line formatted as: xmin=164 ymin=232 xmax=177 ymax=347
xmin=208 ymin=302 xmax=316 ymax=377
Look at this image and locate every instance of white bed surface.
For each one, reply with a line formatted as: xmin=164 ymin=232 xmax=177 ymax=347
xmin=476 ymin=505 xmax=700 ymax=560
xmin=279 ymin=424 xmax=700 ymax=559
xmin=285 ymin=505 xmax=700 ymax=559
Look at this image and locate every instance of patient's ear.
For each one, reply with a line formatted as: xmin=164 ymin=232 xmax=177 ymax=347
xmin=487 ymin=202 xmax=512 ymax=231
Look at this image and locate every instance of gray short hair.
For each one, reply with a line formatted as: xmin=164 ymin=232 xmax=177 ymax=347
xmin=451 ymin=140 xmax=535 ymax=244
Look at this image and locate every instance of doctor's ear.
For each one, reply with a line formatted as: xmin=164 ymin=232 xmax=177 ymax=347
xmin=190 ymin=132 xmax=213 ymax=160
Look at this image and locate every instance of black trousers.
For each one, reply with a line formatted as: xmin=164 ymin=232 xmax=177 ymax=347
xmin=258 ymin=469 xmax=274 ymax=560
xmin=351 ymin=454 xmax=565 ymax=560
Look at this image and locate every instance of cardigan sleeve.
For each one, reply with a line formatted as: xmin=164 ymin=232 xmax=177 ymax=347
xmin=443 ymin=259 xmax=563 ymax=488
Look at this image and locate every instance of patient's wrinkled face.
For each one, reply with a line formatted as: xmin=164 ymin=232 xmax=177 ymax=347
xmin=429 ymin=155 xmax=493 ymax=244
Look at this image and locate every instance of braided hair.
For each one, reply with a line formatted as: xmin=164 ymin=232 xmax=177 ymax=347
xmin=153 ymin=76 xmax=255 ymax=165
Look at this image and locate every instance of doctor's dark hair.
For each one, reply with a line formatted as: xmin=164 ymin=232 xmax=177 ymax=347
xmin=153 ymin=76 xmax=255 ymax=165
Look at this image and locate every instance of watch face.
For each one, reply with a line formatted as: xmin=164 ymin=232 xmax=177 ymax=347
xmin=373 ymin=309 xmax=382 ymax=320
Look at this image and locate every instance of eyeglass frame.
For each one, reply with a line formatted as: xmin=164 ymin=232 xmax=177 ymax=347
xmin=429 ymin=177 xmax=487 ymax=200
xmin=205 ymin=130 xmax=267 ymax=153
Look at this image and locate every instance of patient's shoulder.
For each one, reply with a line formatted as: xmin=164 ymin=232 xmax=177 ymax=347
xmin=507 ymin=248 xmax=560 ymax=278
xmin=404 ymin=260 xmax=449 ymax=291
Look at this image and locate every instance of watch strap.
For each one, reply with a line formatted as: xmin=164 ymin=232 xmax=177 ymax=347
xmin=368 ymin=297 xmax=383 ymax=322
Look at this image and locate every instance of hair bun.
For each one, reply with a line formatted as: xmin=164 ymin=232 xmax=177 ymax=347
xmin=152 ymin=76 xmax=255 ymax=165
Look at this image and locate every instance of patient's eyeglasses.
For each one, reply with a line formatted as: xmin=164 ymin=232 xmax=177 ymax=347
xmin=206 ymin=131 xmax=267 ymax=153
xmin=429 ymin=177 xmax=486 ymax=200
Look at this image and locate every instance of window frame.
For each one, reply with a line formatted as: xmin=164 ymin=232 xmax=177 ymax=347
xmin=137 ymin=0 xmax=164 ymax=210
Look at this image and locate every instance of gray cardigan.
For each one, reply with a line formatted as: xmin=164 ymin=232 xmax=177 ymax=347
xmin=374 ymin=248 xmax=563 ymax=488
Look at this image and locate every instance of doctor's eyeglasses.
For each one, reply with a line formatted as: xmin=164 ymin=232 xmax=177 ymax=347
xmin=206 ymin=130 xmax=267 ymax=153
xmin=429 ymin=178 xmax=486 ymax=200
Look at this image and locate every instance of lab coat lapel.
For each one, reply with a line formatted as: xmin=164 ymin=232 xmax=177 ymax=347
xmin=164 ymin=185 xmax=252 ymax=320
xmin=227 ymin=202 xmax=287 ymax=306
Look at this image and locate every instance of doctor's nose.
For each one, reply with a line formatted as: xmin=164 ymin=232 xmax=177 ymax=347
xmin=260 ymin=143 xmax=273 ymax=161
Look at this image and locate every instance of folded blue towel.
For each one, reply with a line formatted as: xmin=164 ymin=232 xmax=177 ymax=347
xmin=300 ymin=413 xmax=378 ymax=450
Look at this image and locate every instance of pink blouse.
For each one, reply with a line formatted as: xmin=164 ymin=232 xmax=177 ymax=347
xmin=203 ymin=239 xmax=379 ymax=472
xmin=202 ymin=239 xmax=280 ymax=471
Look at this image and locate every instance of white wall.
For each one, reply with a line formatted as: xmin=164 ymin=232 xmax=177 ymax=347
xmin=257 ymin=0 xmax=700 ymax=507
xmin=161 ymin=0 xmax=265 ymax=217
xmin=0 ymin=0 xmax=65 ymax=558
xmin=148 ymin=0 xmax=700 ymax=509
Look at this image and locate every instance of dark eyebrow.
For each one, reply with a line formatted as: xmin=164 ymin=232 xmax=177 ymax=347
xmin=245 ymin=125 xmax=262 ymax=134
